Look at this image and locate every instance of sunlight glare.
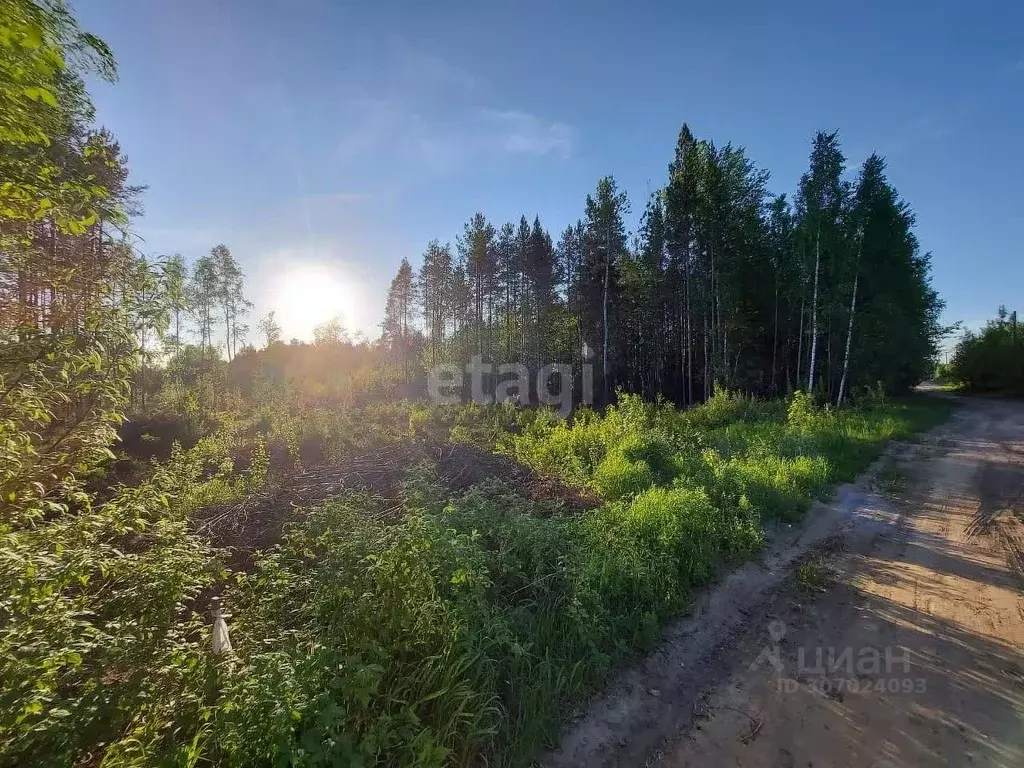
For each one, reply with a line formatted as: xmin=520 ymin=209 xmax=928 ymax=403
xmin=273 ymin=264 xmax=355 ymax=340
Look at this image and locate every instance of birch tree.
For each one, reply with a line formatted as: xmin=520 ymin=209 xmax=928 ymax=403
xmin=795 ymin=131 xmax=847 ymax=397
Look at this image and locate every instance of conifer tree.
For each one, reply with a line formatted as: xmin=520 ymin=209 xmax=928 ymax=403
xmin=583 ymin=176 xmax=629 ymax=401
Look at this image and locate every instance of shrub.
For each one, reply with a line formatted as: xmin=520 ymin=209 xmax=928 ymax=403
xmin=591 ymin=451 xmax=655 ymax=500
xmin=786 ymin=389 xmax=818 ymax=430
xmin=619 ymin=435 xmax=679 ymax=485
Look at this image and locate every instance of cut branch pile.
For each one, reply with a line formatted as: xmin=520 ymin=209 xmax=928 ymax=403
xmin=190 ymin=440 xmax=599 ymax=569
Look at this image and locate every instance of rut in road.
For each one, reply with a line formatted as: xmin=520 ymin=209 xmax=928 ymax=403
xmin=546 ymin=397 xmax=1024 ymax=768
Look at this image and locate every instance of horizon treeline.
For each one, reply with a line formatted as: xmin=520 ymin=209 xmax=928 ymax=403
xmin=382 ymin=126 xmax=945 ymax=406
xmin=0 ymin=0 xmax=945 ymax=416
xmin=948 ymin=306 xmax=1024 ymax=395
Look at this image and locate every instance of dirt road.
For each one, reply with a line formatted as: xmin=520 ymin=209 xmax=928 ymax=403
xmin=547 ymin=397 xmax=1024 ymax=768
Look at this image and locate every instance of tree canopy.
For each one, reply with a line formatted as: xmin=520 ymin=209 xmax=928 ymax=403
xmin=381 ymin=126 xmax=944 ymax=406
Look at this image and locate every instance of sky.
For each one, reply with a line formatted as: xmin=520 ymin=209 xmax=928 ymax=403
xmin=77 ymin=0 xmax=1023 ymax=347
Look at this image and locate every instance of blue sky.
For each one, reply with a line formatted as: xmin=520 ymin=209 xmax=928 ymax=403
xmin=78 ymin=0 xmax=1023 ymax=346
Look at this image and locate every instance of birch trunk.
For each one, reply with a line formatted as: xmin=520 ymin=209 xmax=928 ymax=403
xmin=837 ymin=241 xmax=862 ymax=405
xmin=771 ymin=274 xmax=779 ymax=394
xmin=602 ymin=223 xmax=611 ymax=402
xmin=807 ymin=226 xmax=821 ymax=393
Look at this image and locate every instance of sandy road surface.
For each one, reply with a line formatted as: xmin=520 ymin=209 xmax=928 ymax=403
xmin=547 ymin=397 xmax=1024 ymax=768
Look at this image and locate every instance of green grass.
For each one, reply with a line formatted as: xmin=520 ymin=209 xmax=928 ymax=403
xmin=0 ymin=390 xmax=954 ymax=767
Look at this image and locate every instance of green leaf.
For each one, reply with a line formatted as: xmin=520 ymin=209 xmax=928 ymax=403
xmin=21 ymin=25 xmax=44 ymax=49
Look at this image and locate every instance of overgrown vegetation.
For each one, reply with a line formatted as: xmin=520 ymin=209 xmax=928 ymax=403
xmin=1 ymin=387 xmax=951 ymax=766
xmin=0 ymin=2 xmax=956 ymax=766
xmin=949 ymin=306 xmax=1024 ymax=396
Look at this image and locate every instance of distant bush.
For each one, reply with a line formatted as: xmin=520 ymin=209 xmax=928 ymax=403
xmin=950 ymin=307 xmax=1024 ymax=396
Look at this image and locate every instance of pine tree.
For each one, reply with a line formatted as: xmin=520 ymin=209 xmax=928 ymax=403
xmin=795 ymin=131 xmax=848 ymax=396
xmin=583 ymin=176 xmax=629 ymax=402
xmin=766 ymin=195 xmax=796 ymax=394
xmin=495 ymin=221 xmax=519 ymax=361
xmin=417 ymin=240 xmax=453 ymax=365
xmin=513 ymin=215 xmax=532 ymax=360
xmin=384 ymin=258 xmax=417 ymax=376
xmin=625 ymin=192 xmax=667 ymax=397
xmin=846 ymin=154 xmax=943 ymax=393
xmin=555 ymin=221 xmax=586 ymax=364
xmin=387 ymin=125 xmax=942 ymax=406
xmin=459 ymin=213 xmax=497 ymax=359
xmin=525 ymin=215 xmax=556 ymax=366
xmin=664 ymin=124 xmax=698 ymax=403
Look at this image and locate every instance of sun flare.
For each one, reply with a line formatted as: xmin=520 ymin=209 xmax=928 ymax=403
xmin=273 ymin=264 xmax=355 ymax=339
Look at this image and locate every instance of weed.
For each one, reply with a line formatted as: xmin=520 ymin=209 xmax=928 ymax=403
xmin=796 ymin=557 xmax=833 ymax=593
xmin=877 ymin=462 xmax=908 ymax=495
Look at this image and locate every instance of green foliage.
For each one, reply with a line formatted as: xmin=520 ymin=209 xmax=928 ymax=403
xmin=0 ymin=452 xmax=223 ymax=766
xmin=213 ymin=495 xmax=501 ymax=767
xmin=0 ymin=380 xmax=952 ymax=767
xmin=580 ymin=485 xmax=760 ymax=638
xmin=0 ymin=7 xmax=956 ymax=760
xmin=591 ymin=449 xmax=655 ymax=500
xmin=950 ymin=307 xmax=1024 ymax=396
xmin=1 ymin=311 xmax=137 ymax=525
xmin=0 ymin=0 xmax=117 ymax=229
xmin=786 ymin=390 xmax=819 ymax=430
xmin=932 ymin=361 xmax=957 ymax=387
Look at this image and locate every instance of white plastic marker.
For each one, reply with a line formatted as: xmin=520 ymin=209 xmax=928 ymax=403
xmin=211 ymin=596 xmax=232 ymax=655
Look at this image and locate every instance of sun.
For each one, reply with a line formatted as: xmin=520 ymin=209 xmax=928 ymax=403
xmin=273 ymin=264 xmax=355 ymax=339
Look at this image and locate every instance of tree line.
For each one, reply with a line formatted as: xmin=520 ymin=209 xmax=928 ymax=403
xmin=2 ymin=0 xmax=945 ymax=433
xmin=383 ymin=128 xmax=945 ymax=406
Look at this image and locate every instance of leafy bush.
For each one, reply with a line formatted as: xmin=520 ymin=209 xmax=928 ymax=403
xmin=950 ymin=307 xmax=1024 ymax=396
xmin=0 ymin=460 xmax=223 ymax=766
xmin=591 ymin=450 xmax=655 ymax=500
xmin=786 ymin=389 xmax=819 ymax=430
xmin=213 ymin=495 xmax=502 ymax=767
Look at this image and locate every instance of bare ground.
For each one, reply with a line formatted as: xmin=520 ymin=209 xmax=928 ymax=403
xmin=546 ymin=396 xmax=1024 ymax=768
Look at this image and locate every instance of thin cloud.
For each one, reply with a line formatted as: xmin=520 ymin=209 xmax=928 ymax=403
xmin=336 ymin=102 xmax=576 ymax=169
xmin=477 ymin=109 xmax=576 ymax=158
xmin=392 ymin=43 xmax=481 ymax=95
xmin=333 ymin=48 xmax=576 ymax=170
